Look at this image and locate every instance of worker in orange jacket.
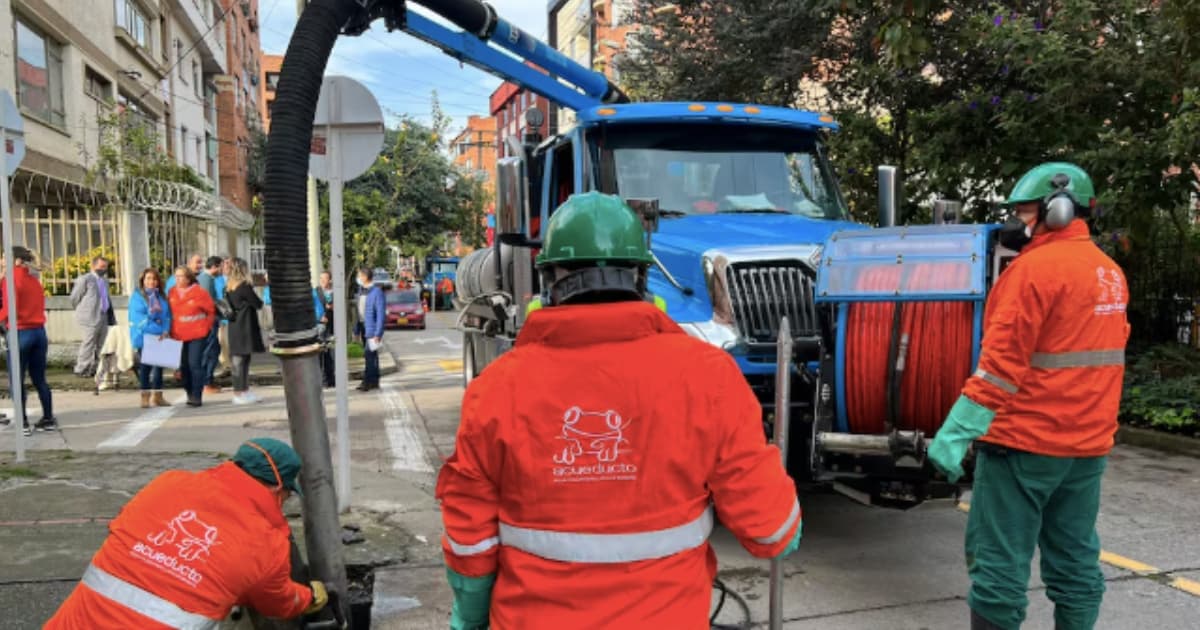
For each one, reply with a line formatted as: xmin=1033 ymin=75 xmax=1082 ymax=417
xmin=928 ymin=163 xmax=1130 ymax=630
xmin=46 ymin=438 xmax=329 ymax=628
xmin=436 ymin=193 xmax=801 ymax=629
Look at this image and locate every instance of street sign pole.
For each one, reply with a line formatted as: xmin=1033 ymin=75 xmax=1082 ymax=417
xmin=308 ymin=76 xmax=384 ymax=514
xmin=326 ymin=106 xmax=352 ymax=514
xmin=1 ymin=90 xmax=26 ymax=462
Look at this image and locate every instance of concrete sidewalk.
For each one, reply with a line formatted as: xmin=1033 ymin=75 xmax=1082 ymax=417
xmin=1 ymin=349 xmax=397 ymax=393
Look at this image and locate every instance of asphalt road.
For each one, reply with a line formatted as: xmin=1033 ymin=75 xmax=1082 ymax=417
xmin=2 ymin=311 xmax=1198 ymax=629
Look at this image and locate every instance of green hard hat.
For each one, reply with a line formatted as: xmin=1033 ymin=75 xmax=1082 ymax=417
xmin=536 ymin=192 xmax=654 ymax=267
xmin=233 ymin=438 xmax=303 ymax=496
xmin=1006 ymin=162 xmax=1096 ymax=207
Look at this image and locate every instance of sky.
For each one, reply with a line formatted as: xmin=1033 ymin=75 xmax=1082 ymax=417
xmin=258 ymin=0 xmax=550 ymax=134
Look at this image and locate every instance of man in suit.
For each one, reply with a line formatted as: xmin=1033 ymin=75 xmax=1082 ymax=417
xmin=71 ymin=256 xmax=115 ymax=378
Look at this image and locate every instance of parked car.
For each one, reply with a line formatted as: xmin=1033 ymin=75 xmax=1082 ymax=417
xmin=385 ymin=289 xmax=425 ymax=330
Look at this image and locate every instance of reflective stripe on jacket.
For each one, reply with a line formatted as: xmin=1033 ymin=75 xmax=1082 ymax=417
xmin=436 ymin=301 xmax=800 ymax=629
xmin=46 ymin=463 xmax=311 ymax=629
xmin=965 ymin=220 xmax=1130 ymax=457
xmin=168 ymin=284 xmax=215 ymax=342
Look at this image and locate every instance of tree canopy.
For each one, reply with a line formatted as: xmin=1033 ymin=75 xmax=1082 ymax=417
xmin=619 ymin=0 xmax=1200 ymax=342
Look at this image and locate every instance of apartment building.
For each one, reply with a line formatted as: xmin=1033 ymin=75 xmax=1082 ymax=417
xmin=214 ymin=0 xmax=261 ymax=212
xmin=489 ymin=80 xmax=550 ymax=160
xmin=547 ymin=0 xmax=635 ymax=133
xmin=0 ymin=0 xmax=253 ymax=330
xmin=163 ymin=0 xmax=224 ymax=188
xmin=450 ymin=115 xmax=497 ymax=186
xmin=259 ymin=51 xmax=280 ymax=131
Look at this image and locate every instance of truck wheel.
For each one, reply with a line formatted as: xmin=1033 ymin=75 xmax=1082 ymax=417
xmin=463 ymin=334 xmax=478 ymax=388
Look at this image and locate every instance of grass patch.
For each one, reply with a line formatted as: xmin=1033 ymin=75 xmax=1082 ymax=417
xmin=0 ymin=466 xmax=41 ymax=480
xmin=347 ymin=342 xmax=365 ymax=359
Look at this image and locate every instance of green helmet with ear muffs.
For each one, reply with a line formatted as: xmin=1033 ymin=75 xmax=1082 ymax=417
xmin=1006 ymin=162 xmax=1097 ymax=230
xmin=536 ymin=192 xmax=654 ymax=306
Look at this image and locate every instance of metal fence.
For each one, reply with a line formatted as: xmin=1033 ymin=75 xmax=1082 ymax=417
xmin=148 ymin=209 xmax=208 ymax=276
xmin=12 ymin=204 xmax=122 ymax=296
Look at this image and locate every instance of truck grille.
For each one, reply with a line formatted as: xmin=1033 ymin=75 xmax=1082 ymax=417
xmin=725 ymin=261 xmax=819 ymax=342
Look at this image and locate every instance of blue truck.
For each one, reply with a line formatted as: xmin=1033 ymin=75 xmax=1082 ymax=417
xmin=292 ymin=0 xmax=1005 ymax=508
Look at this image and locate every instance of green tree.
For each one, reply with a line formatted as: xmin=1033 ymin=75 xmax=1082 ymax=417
xmin=620 ymin=0 xmax=1200 ymax=342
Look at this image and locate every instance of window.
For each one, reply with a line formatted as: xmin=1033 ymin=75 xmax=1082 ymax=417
xmin=204 ymin=84 xmax=216 ymax=125
xmin=192 ymin=61 xmax=201 ymax=99
xmin=116 ymin=0 xmax=152 ymax=51
xmin=235 ymin=75 xmax=242 ymax=107
xmin=205 ymin=133 xmax=215 ymax=178
xmin=15 ymin=18 xmax=65 ymax=127
xmin=177 ymin=40 xmax=186 ymax=81
xmin=265 ymin=72 xmax=280 ymax=92
xmin=84 ymin=67 xmax=113 ymax=102
xmin=180 ymin=126 xmax=188 ymax=165
xmin=195 ymin=137 xmax=202 ymax=171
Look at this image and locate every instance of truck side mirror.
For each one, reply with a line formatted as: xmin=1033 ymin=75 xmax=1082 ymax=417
xmin=877 ymin=165 xmax=900 ymax=227
xmin=496 ymin=137 xmax=532 ymax=241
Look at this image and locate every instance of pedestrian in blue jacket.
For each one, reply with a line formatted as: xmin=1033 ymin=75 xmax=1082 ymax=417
xmin=128 ymin=267 xmax=172 ymax=408
xmin=356 ymin=266 xmax=385 ymax=392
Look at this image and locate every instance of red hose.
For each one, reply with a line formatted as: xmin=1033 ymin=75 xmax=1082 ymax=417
xmin=845 ymin=263 xmax=974 ymax=435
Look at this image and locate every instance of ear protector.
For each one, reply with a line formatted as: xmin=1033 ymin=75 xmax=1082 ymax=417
xmin=242 ymin=441 xmax=284 ymax=492
xmin=1040 ymin=173 xmax=1078 ymax=230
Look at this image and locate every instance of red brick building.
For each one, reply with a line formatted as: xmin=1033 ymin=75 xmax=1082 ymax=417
xmin=216 ymin=0 xmax=263 ymax=212
xmin=259 ymin=53 xmax=283 ymax=131
xmin=489 ymin=80 xmax=551 ymax=160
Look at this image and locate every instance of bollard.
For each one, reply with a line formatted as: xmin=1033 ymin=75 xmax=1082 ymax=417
xmin=769 ymin=317 xmax=793 ymax=630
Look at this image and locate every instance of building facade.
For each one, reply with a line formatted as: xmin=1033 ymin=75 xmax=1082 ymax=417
xmin=214 ymin=0 xmax=260 ymax=213
xmin=449 ymin=115 xmax=497 ymax=186
xmin=0 ymin=0 xmax=253 ymax=344
xmin=489 ymin=80 xmax=551 ymax=161
xmin=259 ymin=51 xmax=280 ymax=131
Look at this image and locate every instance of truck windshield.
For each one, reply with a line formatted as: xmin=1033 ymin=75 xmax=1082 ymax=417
xmin=591 ymin=123 xmax=848 ymax=220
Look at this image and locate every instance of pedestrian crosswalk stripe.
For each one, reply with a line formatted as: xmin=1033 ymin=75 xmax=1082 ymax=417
xmin=438 ymin=360 xmax=463 ymax=373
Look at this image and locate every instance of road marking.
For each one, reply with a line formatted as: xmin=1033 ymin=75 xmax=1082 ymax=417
xmin=1169 ymin=577 xmax=1200 ymax=597
xmin=1099 ymin=551 xmax=1158 ymax=574
xmin=957 ymin=501 xmax=1199 ymax=598
xmin=379 ymin=383 xmax=433 ymax=473
xmin=438 ymin=360 xmax=463 ymax=373
xmin=96 ymin=395 xmax=186 ymax=449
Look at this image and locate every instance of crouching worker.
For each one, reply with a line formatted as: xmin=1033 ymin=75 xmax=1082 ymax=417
xmin=436 ymin=193 xmax=802 ymax=629
xmin=47 ymin=438 xmax=329 ymax=628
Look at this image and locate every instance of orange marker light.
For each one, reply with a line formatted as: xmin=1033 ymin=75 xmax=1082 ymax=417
xmin=744 ymin=106 xmax=761 ymax=114
xmin=819 ymin=115 xmax=835 ymax=123
xmin=688 ymin=104 xmax=706 ymax=112
xmin=716 ymin=104 xmax=734 ymax=112
xmin=597 ymin=108 xmax=616 ymax=116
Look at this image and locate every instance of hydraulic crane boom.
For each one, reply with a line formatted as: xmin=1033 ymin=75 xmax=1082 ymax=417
xmin=343 ymin=0 xmax=628 ymax=112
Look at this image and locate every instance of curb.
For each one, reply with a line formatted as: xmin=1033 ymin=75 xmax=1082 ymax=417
xmin=1117 ymin=425 xmax=1200 ymax=458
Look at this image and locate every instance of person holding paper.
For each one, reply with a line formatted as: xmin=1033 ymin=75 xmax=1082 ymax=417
xmin=169 ymin=267 xmax=216 ymax=408
xmin=0 ymin=246 xmax=55 ymax=436
xmin=129 ymin=268 xmax=172 ymax=409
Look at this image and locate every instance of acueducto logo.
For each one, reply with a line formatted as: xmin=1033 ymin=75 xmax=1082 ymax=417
xmin=551 ymin=406 xmax=637 ymax=483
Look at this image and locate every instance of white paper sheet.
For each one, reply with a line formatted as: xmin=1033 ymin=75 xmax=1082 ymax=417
xmin=142 ymin=335 xmax=182 ymax=369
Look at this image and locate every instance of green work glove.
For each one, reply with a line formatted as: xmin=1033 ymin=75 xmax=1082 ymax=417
xmin=446 ymin=568 xmax=494 ymax=630
xmin=775 ymin=521 xmax=803 ymax=559
xmin=928 ymin=395 xmax=996 ymax=483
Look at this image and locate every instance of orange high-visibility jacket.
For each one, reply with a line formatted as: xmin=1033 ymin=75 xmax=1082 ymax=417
xmin=436 ymin=301 xmax=800 ymax=629
xmin=46 ymin=462 xmax=311 ymax=629
xmin=965 ymin=219 xmax=1130 ymax=457
xmin=169 ymin=283 xmax=215 ymax=342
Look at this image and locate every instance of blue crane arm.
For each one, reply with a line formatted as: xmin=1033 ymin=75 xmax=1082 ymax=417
xmin=345 ymin=1 xmax=626 ymax=112
xmin=402 ymin=11 xmax=602 ymax=111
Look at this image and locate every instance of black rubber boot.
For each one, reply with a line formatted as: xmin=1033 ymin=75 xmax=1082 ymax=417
xmin=971 ymin=609 xmax=1005 ymax=630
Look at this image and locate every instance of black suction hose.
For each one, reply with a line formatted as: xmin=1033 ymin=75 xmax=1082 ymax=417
xmin=263 ymin=0 xmax=356 ymax=348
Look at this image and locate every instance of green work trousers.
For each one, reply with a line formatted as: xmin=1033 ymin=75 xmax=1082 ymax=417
xmin=966 ymin=447 xmax=1107 ymax=630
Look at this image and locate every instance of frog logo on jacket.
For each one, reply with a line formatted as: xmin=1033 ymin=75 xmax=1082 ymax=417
xmin=129 ymin=510 xmax=221 ymax=587
xmin=552 ymin=406 xmax=638 ymax=482
xmin=1095 ymin=266 xmax=1126 ymax=315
